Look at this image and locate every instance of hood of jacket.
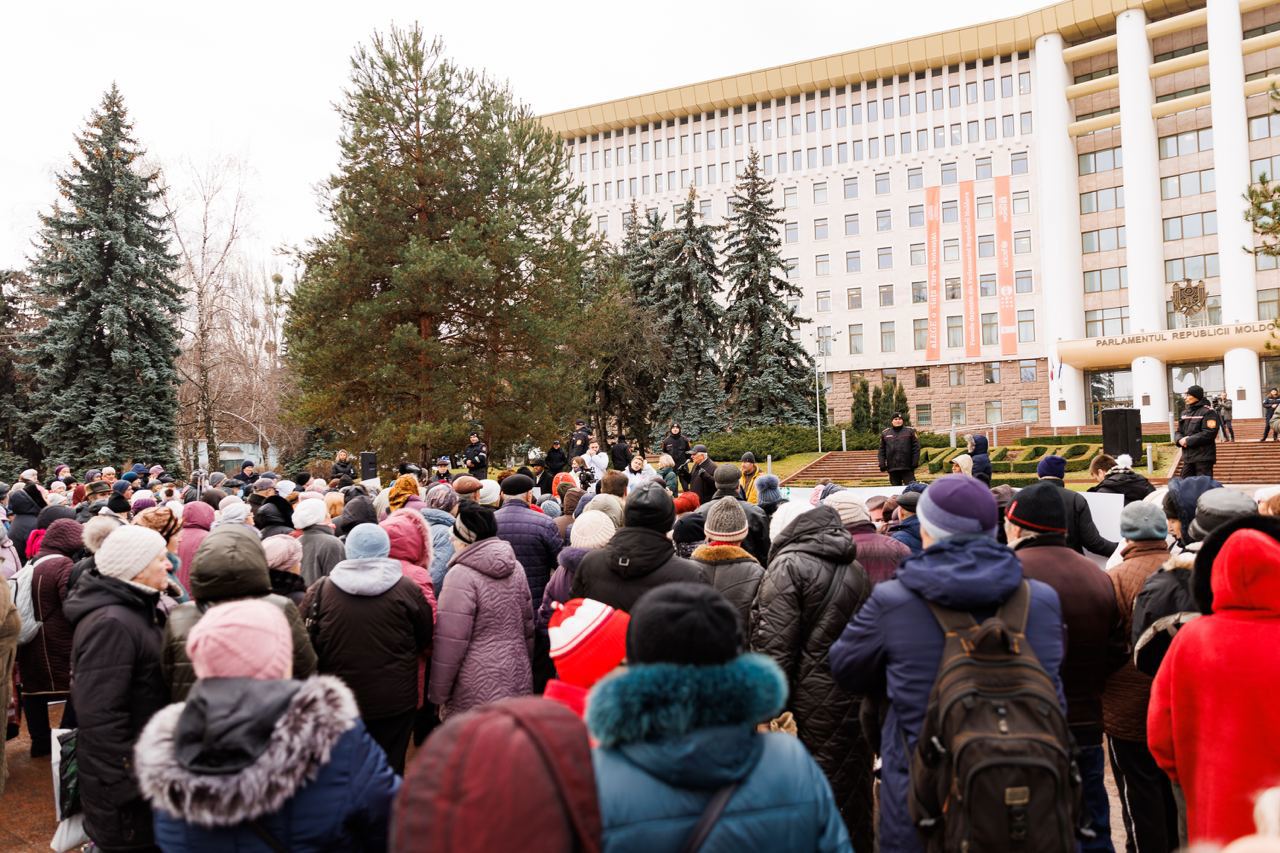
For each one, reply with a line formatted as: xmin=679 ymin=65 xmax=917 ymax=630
xmin=64 ymin=569 xmax=161 ymax=626
xmin=1192 ymin=514 xmax=1280 ymax=614
xmin=135 ymin=676 xmax=357 ymax=826
xmin=768 ymin=504 xmax=855 ymax=565
xmin=189 ymin=525 xmax=272 ymax=601
xmin=1167 ymin=476 xmax=1221 ymax=537
xmin=253 ymin=495 xmax=293 ymax=531
xmin=422 ymin=507 xmax=455 ymax=528
xmin=897 ymin=534 xmax=1022 ymax=609
xmin=335 ymin=496 xmax=377 ymax=536
xmin=971 ymin=434 xmax=989 ymax=455
xmin=601 ymin=527 xmax=679 ymax=578
xmin=382 ymin=508 xmax=432 ymax=570
xmin=182 ymin=501 xmax=216 ymax=532
xmin=557 ymin=546 xmax=590 ymax=575
xmin=562 ymin=488 xmax=585 ymax=516
xmin=37 ymin=518 xmax=84 ymax=558
xmin=36 ymin=505 xmax=77 ymax=528
xmin=9 ymin=488 xmax=39 ymax=517
xmin=1208 ymin=528 xmax=1280 ymax=614
xmin=586 ymin=654 xmax=784 ymax=788
xmin=449 ymin=536 xmax=518 ymax=580
xmin=329 ymin=557 xmax=404 ymax=596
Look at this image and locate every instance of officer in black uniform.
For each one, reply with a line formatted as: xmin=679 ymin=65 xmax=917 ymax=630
xmin=462 ymin=432 xmax=489 ymax=476
xmin=1175 ymin=385 xmax=1219 ymax=478
xmin=569 ymin=420 xmax=591 ymax=459
xmin=878 ymin=412 xmax=921 ymax=485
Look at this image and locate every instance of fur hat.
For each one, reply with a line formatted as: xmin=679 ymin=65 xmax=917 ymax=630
xmin=703 ymin=498 xmax=749 ymax=544
xmin=292 ymin=498 xmax=328 ymax=530
xmin=627 ymin=583 xmax=742 ymax=666
xmin=548 ymin=598 xmax=629 ymax=689
xmin=187 ymin=599 xmax=292 ymax=681
xmin=345 ymin=523 xmax=391 ymax=559
xmin=96 ymin=525 xmax=167 ymax=582
xmin=917 ymin=474 xmax=999 ymax=540
xmin=570 ymin=510 xmax=616 ymax=550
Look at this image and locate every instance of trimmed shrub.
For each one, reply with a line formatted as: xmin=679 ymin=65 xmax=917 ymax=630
xmin=1017 ymin=434 xmax=1171 ymax=446
xmin=696 ymin=424 xmax=952 ymax=461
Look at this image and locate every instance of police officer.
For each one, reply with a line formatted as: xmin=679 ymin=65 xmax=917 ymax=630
xmin=877 ymin=412 xmax=921 ymax=485
xmin=569 ymin=420 xmax=591 ymax=458
xmin=660 ymin=422 xmax=693 ymax=490
xmin=462 ymin=432 xmax=489 ymax=476
xmin=1175 ymin=385 xmax=1218 ymax=478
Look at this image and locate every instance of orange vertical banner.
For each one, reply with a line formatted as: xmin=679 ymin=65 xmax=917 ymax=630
xmin=926 ymin=185 xmax=941 ymax=362
xmin=960 ymin=180 xmax=980 ymax=357
xmin=995 ymin=176 xmax=1018 ymax=356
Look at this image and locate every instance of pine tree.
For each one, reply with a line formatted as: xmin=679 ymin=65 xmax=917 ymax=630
xmin=651 ymin=187 xmax=727 ymax=437
xmin=0 ymin=271 xmax=43 ymax=478
xmin=722 ymin=150 xmax=816 ymax=427
xmin=21 ymin=86 xmax=183 ymax=470
xmin=891 ymin=381 xmax=910 ymax=425
xmin=851 ymin=378 xmax=871 ymax=433
xmin=870 ymin=383 xmax=885 ymax=431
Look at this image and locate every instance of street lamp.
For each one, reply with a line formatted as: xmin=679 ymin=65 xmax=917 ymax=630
xmin=811 ymin=328 xmax=842 ymax=453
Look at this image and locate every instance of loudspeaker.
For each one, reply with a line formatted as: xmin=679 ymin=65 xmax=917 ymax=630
xmin=1101 ymin=408 xmax=1142 ymax=461
xmin=360 ymin=451 xmax=378 ymax=481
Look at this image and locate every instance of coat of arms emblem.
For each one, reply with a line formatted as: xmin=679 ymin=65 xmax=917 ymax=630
xmin=1172 ymin=278 xmax=1207 ymax=316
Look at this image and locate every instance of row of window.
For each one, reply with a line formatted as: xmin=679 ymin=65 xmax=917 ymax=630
xmin=1082 ymin=226 xmax=1126 ymax=254
xmin=1163 ymin=211 xmax=1218 ymax=241
xmin=1083 ymin=290 xmax=1280 ymax=338
xmin=1160 ymin=128 xmax=1213 ymax=159
xmin=911 ymin=360 xmax=1038 ymax=387
xmin=783 ymin=191 xmax=1032 ymax=243
xmin=1080 ymin=186 xmax=1125 ymax=214
xmin=1165 ymin=253 xmax=1220 ymax=282
xmin=789 ymin=231 xmax=1033 ymax=277
xmin=816 ymin=270 xmax=1035 ymax=312
xmin=1160 ymin=168 xmax=1216 ymax=200
xmin=1078 ymin=146 xmax=1123 ymax=175
xmin=836 ymin=310 xmax=1036 ymax=355
xmin=915 ymin=399 xmax=1041 ymax=427
xmin=1252 ymin=155 xmax=1280 ymax=183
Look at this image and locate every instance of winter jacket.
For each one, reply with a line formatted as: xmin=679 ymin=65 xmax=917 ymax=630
xmin=886 ymin=513 xmax=923 ymax=557
xmin=462 ymin=440 xmax=489 ymax=474
xmin=571 ymin=527 xmax=706 ymax=612
xmin=302 ymin=557 xmax=433 ymax=720
xmin=16 ymin=518 xmax=82 ymax=695
xmin=74 ymin=497 xmax=109 ymax=523
xmin=65 ymin=570 xmax=168 ymax=851
xmin=749 ymin=506 xmax=872 ymax=839
xmin=137 ymin=676 xmax=398 ymax=852
xmin=1175 ymin=399 xmax=1219 ymax=465
xmin=696 ymin=492 xmax=772 ymax=567
xmin=829 ymin=535 xmax=1066 ymax=853
xmin=421 ymin=507 xmax=456 ymax=595
xmin=878 ymin=425 xmax=920 ymax=472
xmin=845 ymin=521 xmax=909 ymax=585
xmin=689 ymin=459 xmax=718 ymax=504
xmin=740 ymin=469 xmax=760 ymax=504
xmin=610 ymin=442 xmax=632 ymax=471
xmin=175 ymin=501 xmax=214 ymax=590
xmin=1149 ymin=527 xmax=1280 ymax=845
xmin=0 ymin=569 xmax=18 ymax=795
xmin=162 ymin=526 xmax=317 ymax=702
xmin=1040 ymin=477 xmax=1118 ymax=557
xmin=8 ymin=487 xmax=41 ymax=563
xmin=624 ymin=464 xmax=657 ymax=493
xmin=393 ymin=696 xmax=602 ymax=852
xmin=428 ymin=537 xmax=534 ymax=718
xmin=538 ymin=546 xmax=591 ymax=629
xmin=1131 ymin=545 xmax=1199 ymax=676
xmin=690 ymin=544 xmax=764 ymax=628
xmin=269 ymin=569 xmax=306 ymax=606
xmin=969 ymin=434 xmax=992 ymax=482
xmin=1100 ymin=539 xmax=1170 ymax=742
xmin=335 ymin=496 xmax=377 ymax=537
xmin=587 ymin=654 xmax=851 ymax=853
xmin=657 ymin=467 xmax=679 ymax=496
xmin=299 ymin=524 xmax=345 ymax=585
xmin=544 ymin=447 xmax=569 ymax=475
xmin=254 ymin=495 xmax=294 ymax=539
xmin=1012 ymin=534 xmax=1125 ymax=741
xmin=380 ymin=509 xmax=440 ymax=614
xmin=660 ymin=431 xmax=692 ymax=469
xmin=556 ymin=489 xmax=585 ymax=542
xmin=495 ymin=498 xmax=562 ymax=611
xmin=1088 ymin=468 xmax=1156 ymax=505
xmin=331 ymin=458 xmax=356 ymax=480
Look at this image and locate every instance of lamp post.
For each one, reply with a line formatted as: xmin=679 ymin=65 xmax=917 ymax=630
xmin=812 ymin=328 xmax=842 ymax=453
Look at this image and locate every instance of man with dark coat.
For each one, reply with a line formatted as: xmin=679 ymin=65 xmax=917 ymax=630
xmin=687 ymin=445 xmax=718 ymax=505
xmin=1087 ymin=454 xmax=1155 ymax=505
xmin=609 ymin=435 xmax=631 ymax=471
xmin=1263 ymin=388 xmax=1280 ymax=441
xmin=75 ymin=479 xmax=112 ymax=522
xmin=571 ymin=482 xmax=704 ymax=611
xmin=429 ymin=456 xmax=454 ymax=485
xmin=1175 ymin=384 xmax=1218 ymax=478
xmin=1006 ymin=482 xmax=1126 ymax=851
xmin=660 ymin=423 xmax=693 ymax=489
xmin=494 ymin=475 xmax=563 ymax=615
xmin=877 ymin=413 xmax=920 ymax=485
xmin=568 ymin=420 xmax=591 ymax=459
xmin=695 ymin=464 xmax=771 ymax=566
xmin=1035 ymin=455 xmax=1118 ymax=558
xmin=529 ymin=459 xmax=554 ymax=498
xmin=543 ymin=440 xmax=568 ymax=476
xmin=1214 ymin=392 xmax=1234 ymax=442
xmin=462 ymin=432 xmax=489 ymax=477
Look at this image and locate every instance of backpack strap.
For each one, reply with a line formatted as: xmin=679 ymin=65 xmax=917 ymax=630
xmin=994 ymin=581 xmax=1032 ymax=635
xmin=681 ymin=781 xmax=740 ymax=853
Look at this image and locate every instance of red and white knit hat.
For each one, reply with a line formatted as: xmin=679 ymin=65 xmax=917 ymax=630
xmin=548 ymin=598 xmax=630 ymax=690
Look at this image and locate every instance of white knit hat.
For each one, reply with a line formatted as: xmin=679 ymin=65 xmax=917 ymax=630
xmin=292 ymin=498 xmax=328 ymax=530
xmin=95 ymin=525 xmax=167 ymax=582
xmin=478 ymin=479 xmax=501 ymax=507
xmin=823 ymin=491 xmax=870 ymax=528
xmin=571 ymin=510 xmax=617 ymax=550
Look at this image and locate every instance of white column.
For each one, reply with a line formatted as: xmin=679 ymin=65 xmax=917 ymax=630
xmin=1208 ymin=0 xmax=1263 ymax=417
xmin=1117 ymin=9 xmax=1171 ymax=424
xmin=1033 ymin=33 xmax=1087 ymax=427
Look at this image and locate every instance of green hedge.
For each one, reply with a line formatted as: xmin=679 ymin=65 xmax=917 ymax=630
xmin=1061 ymin=443 xmax=1093 ymax=459
xmin=696 ymin=424 xmax=951 ymax=461
xmin=990 ymin=447 xmax=1009 ymax=462
xmin=1017 ymin=434 xmax=1171 ymax=446
xmin=1022 ymin=445 xmax=1048 ymax=461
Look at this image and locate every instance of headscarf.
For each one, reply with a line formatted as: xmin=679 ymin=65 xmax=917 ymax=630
xmin=388 ymin=474 xmax=422 ymax=512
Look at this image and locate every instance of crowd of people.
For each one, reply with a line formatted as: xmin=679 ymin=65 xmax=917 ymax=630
xmin=1 ymin=413 xmax=1279 ymax=853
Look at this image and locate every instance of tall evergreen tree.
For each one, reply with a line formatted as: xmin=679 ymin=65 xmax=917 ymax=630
xmin=870 ymin=383 xmax=885 ymax=430
xmin=651 ymin=187 xmax=726 ymax=437
xmin=851 ymin=378 xmax=872 ymax=433
xmin=890 ymin=381 xmax=910 ymax=425
xmin=21 ymin=86 xmax=182 ymax=469
xmin=0 ymin=271 xmax=43 ymax=478
xmin=722 ymin=151 xmax=816 ymax=427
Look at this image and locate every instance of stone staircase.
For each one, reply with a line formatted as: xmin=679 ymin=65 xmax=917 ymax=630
xmin=1172 ymin=418 xmax=1280 ymax=483
xmin=780 ymin=451 xmax=887 ymax=485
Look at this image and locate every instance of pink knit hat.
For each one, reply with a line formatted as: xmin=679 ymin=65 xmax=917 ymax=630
xmin=187 ymin=599 xmax=293 ymax=681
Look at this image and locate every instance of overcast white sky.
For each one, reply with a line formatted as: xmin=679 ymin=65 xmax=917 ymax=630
xmin=1 ymin=0 xmax=1048 ymax=270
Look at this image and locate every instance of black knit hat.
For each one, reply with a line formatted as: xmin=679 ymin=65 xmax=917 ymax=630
xmin=623 ymin=482 xmax=676 ymax=532
xmin=1005 ymin=481 xmax=1067 ymax=535
xmin=453 ymin=502 xmax=498 ymax=544
xmin=1186 ymin=384 xmax=1205 ymax=402
xmin=627 ymin=583 xmax=742 ymax=666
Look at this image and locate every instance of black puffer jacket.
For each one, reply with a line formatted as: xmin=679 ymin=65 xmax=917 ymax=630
xmin=253 ymin=495 xmax=294 ymax=539
xmin=570 ymin=527 xmax=706 ymax=612
xmin=65 ymin=571 xmax=168 ymax=851
xmin=690 ymin=544 xmax=764 ymax=629
xmin=749 ymin=506 xmax=872 ymax=840
xmin=1089 ymin=468 xmax=1156 ymax=505
xmin=8 ymin=486 xmax=42 ymax=563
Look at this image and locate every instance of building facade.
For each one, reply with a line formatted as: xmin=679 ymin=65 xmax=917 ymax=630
xmin=544 ymin=0 xmax=1280 ymax=431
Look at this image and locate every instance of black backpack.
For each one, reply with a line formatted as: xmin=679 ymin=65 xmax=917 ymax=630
xmin=908 ymin=581 xmax=1083 ymax=852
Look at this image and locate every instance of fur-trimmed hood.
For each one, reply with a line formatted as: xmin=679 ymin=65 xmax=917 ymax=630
xmin=135 ymin=676 xmax=358 ymax=827
xmin=689 ymin=543 xmax=754 ymax=564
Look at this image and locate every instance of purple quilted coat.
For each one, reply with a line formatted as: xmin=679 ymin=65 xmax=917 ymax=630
xmin=427 ymin=537 xmax=534 ymax=718
xmin=494 ymin=499 xmax=562 ymax=612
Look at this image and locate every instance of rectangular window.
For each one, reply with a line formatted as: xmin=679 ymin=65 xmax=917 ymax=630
xmin=977 ymin=195 xmax=994 ymax=219
xmin=836 ymin=106 xmax=847 ymax=127
xmin=968 ymin=120 xmax=980 ymax=143
xmin=882 ymin=98 xmax=894 ymax=120
xmin=1002 ymin=75 xmax=1013 ymax=98
xmin=880 ymin=321 xmax=896 ymax=352
xmin=1022 ymin=399 xmax=1039 ymax=422
xmin=941 ymin=162 xmax=957 ymax=185
xmin=1020 ymin=359 xmax=1037 ymax=382
xmin=844 ymin=213 xmax=859 ymax=236
xmin=813 ymin=182 xmax=828 ymax=204
xmin=975 ymin=157 xmax=993 ymax=180
xmin=816 ymin=290 xmax=831 ymax=312
xmin=849 ymin=324 xmax=864 ymax=354
xmin=979 ymin=313 xmax=997 ymax=345
xmin=814 ymin=218 xmax=829 ymax=240
xmin=1003 ymin=115 xmax=1015 ymax=137
xmin=901 ymin=132 xmax=912 ymax=154
xmin=910 ymin=243 xmax=926 ymax=265
xmin=875 ymin=172 xmax=890 ymax=194
xmin=784 ymin=258 xmax=798 ymax=279
xmin=1014 ymin=230 xmax=1031 ymax=254
xmin=967 ymin=81 xmax=979 ymax=104
xmin=944 ymin=240 xmax=960 ymax=263
xmin=917 ymin=404 xmax=933 ymax=426
xmin=1012 ymin=190 xmax=1030 ymax=214
xmin=784 ymin=187 xmax=798 ymax=208
xmin=978 ymin=234 xmax=995 ymax=258
xmin=942 ymin=200 xmax=958 ymax=223
xmin=933 ymin=88 xmax=944 ymax=110
xmin=868 ymin=101 xmax=878 ymax=123
xmin=1085 ymin=306 xmax=1130 ymax=337
xmin=837 ymin=142 xmax=848 ymax=163
xmin=1020 ymin=112 xmax=1032 ymax=134
xmin=807 ymin=148 xmax=818 ymax=169
xmin=815 ymin=254 xmax=831 ymax=276
xmin=980 ymin=272 xmax=997 ymax=296
xmin=877 ymin=209 xmax=892 ymax=232
xmin=817 ymin=326 xmax=833 ymax=356
xmin=806 ymin=112 xmax=817 ymax=133
xmin=845 ymin=250 xmax=861 ymax=273
xmin=822 ymin=145 xmax=833 ymax=166
xmin=949 ymin=363 xmax=966 ymax=386
xmin=1019 ymin=71 xmax=1031 ymax=94
xmin=1011 ymin=151 xmax=1028 ymax=174
xmin=913 ymin=319 xmax=930 ymax=350
xmin=908 ymin=166 xmax=923 ymax=189
xmin=1164 ymin=254 xmax=1220 ymax=282
xmin=917 ymin=91 xmax=928 ymax=113
xmin=843 ymin=176 xmax=858 ymax=199
xmin=878 ymin=247 xmax=893 ymax=270
xmin=1017 ymin=309 xmax=1035 ymax=342
xmin=846 ymin=287 xmax=862 ymax=309
xmin=821 ymin=108 xmax=832 ymax=130
xmin=935 ymin=126 xmax=945 ymax=148
xmin=909 ymin=204 xmax=925 ymax=227
xmin=915 ymin=365 xmax=930 ymax=386
xmin=879 ymin=284 xmax=895 ymax=307
xmin=918 ymin=129 xmax=929 ymax=151
xmin=945 ymin=276 xmax=962 ymax=298
xmin=1015 ymin=269 xmax=1033 ymax=293
xmin=912 ymin=280 xmax=928 ymax=303
xmin=1259 ymin=288 xmax=1279 ymax=321
xmin=734 ymin=126 xmax=744 ymax=145
xmin=984 ymin=78 xmax=996 ymax=101
xmin=949 ymin=85 xmax=960 ymax=107
xmin=984 ymin=362 xmax=1001 ymax=384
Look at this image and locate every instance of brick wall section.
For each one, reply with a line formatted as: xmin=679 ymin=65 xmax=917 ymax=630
xmin=825 ymin=357 xmax=1052 ymax=432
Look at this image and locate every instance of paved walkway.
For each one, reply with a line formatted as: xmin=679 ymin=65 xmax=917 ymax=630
xmin=3 ymin=708 xmax=61 ymax=851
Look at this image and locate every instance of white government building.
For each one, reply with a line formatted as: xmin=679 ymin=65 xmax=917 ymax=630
xmin=544 ymin=0 xmax=1280 ymax=430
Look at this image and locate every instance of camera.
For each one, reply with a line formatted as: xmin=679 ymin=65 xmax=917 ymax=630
xmin=577 ymin=467 xmax=596 ymax=490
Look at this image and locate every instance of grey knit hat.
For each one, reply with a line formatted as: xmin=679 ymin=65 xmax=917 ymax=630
xmin=703 ymin=497 xmax=748 ymax=544
xmin=1187 ymin=489 xmax=1258 ymax=542
xmin=1120 ymin=501 xmax=1168 ymax=542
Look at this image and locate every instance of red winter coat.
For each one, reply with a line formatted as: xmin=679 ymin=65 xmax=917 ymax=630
xmin=175 ymin=501 xmax=214 ymax=591
xmin=382 ymin=509 xmax=440 ymax=705
xmin=1149 ymin=528 xmax=1280 ymax=846
xmin=17 ymin=519 xmax=83 ymax=695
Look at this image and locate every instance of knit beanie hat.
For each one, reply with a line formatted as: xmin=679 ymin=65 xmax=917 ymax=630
xmin=276 ymin=480 xmax=297 ymax=500
xmin=1005 ymin=481 xmax=1068 ymax=535
xmin=426 ymin=483 xmax=459 ymax=512
xmin=292 ymin=498 xmax=328 ymax=530
xmin=1120 ymin=501 xmax=1168 ymax=542
xmin=1188 ymin=489 xmax=1258 ymax=543
xmin=262 ymin=534 xmax=303 ymax=572
xmin=916 ymin=474 xmax=999 ymax=541
xmin=453 ymin=503 xmax=499 ymax=545
xmin=187 ymin=599 xmax=293 ymax=681
xmin=703 ymin=497 xmax=749 ymax=544
xmin=627 ymin=583 xmax=742 ymax=666
xmin=112 ymin=479 xmax=133 ymax=495
xmin=539 ymin=498 xmax=562 ymax=519
xmin=1036 ymin=455 xmax=1068 ymax=479
xmin=673 ymin=492 xmax=701 ymax=514
xmin=755 ymin=475 xmax=783 ymax=505
xmin=95 ymin=525 xmax=168 ymax=582
xmin=477 ymin=479 xmax=501 ymax=507
xmin=623 ymin=482 xmax=676 ymax=532
xmin=345 ymin=523 xmax=392 ymax=559
xmin=219 ymin=501 xmax=250 ymax=526
xmin=713 ymin=463 xmax=741 ymax=492
xmin=548 ymin=598 xmax=630 ymax=689
xmin=570 ymin=510 xmax=616 ymax=550
xmin=769 ymin=501 xmax=811 ymax=542
xmin=823 ymin=491 xmax=871 ymax=528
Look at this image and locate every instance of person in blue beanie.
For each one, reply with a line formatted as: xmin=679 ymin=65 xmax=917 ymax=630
xmin=1036 ymin=454 xmax=1117 ymax=558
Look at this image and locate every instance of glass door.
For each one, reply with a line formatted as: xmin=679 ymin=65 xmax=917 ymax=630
xmin=1168 ymin=361 xmax=1224 ymax=420
xmin=1087 ymin=369 xmax=1134 ymax=425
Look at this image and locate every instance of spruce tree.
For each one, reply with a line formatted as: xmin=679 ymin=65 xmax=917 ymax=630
xmin=0 ymin=271 xmax=42 ymax=478
xmin=891 ymin=381 xmax=910 ymax=425
xmin=651 ymin=187 xmax=726 ymax=437
xmin=722 ymin=151 xmax=816 ymax=427
xmin=850 ymin=378 xmax=871 ymax=433
xmin=870 ymin=383 xmax=885 ymax=431
xmin=22 ymin=86 xmax=183 ymax=470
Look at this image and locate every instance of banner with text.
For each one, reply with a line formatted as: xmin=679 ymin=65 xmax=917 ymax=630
xmin=926 ymin=185 xmax=941 ymax=361
xmin=960 ymin=180 xmax=980 ymax=357
xmin=995 ymin=175 xmax=1018 ymax=356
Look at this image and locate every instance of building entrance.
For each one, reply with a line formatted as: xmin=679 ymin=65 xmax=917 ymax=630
xmin=1087 ymin=369 xmax=1133 ymax=425
xmin=1169 ymin=361 xmax=1224 ymax=420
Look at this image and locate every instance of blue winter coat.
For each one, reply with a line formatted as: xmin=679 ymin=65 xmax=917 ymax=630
xmin=970 ymin=434 xmax=992 ymax=482
xmin=587 ymin=654 xmax=851 ymax=853
xmin=828 ymin=535 xmax=1066 ymax=853
xmin=136 ymin=676 xmax=399 ymax=853
xmin=421 ymin=507 xmax=456 ymax=596
xmin=887 ymin=514 xmax=923 ymax=556
xmin=495 ymin=499 xmax=563 ymax=609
